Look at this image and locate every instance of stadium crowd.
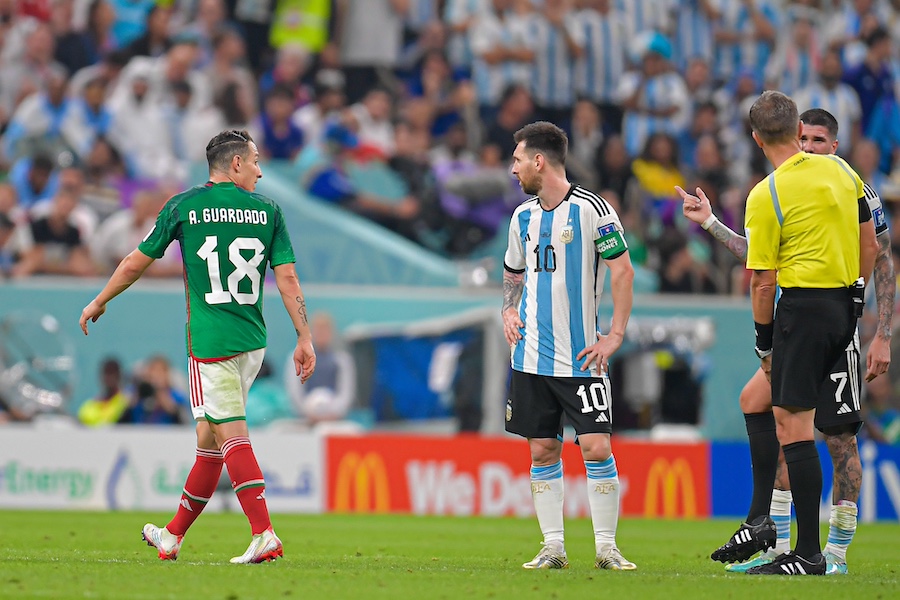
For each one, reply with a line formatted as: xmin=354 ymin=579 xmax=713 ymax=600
xmin=3 ymin=0 xmax=900 ymax=295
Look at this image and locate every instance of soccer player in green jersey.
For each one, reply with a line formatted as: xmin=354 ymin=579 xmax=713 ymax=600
xmin=79 ymin=130 xmax=316 ymax=564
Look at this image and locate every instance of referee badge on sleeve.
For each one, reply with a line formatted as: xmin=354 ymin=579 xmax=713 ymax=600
xmin=560 ymin=225 xmax=574 ymax=244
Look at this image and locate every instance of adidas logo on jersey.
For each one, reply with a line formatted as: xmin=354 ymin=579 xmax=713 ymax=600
xmin=837 ymin=403 xmax=852 ymax=415
xmin=594 ymin=413 xmax=609 ymax=423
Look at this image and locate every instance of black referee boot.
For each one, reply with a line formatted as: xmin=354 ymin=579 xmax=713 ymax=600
xmin=710 ymin=516 xmax=777 ymax=563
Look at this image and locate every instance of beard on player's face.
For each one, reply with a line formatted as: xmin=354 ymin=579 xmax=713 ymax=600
xmin=520 ymin=171 xmax=542 ymax=195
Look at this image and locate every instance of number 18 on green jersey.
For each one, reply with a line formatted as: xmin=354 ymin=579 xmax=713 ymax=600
xmin=139 ymin=181 xmax=296 ymax=360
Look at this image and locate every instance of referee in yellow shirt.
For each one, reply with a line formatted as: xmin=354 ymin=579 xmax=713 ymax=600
xmin=743 ymin=91 xmax=874 ymax=576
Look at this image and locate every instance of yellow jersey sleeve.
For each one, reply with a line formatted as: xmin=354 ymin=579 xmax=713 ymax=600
xmin=745 ymin=178 xmax=781 ymax=271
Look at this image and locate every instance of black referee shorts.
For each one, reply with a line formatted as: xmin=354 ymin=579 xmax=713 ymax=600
xmin=772 ymin=288 xmax=856 ymax=411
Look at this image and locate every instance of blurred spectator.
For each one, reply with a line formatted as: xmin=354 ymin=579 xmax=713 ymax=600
xmin=844 ymin=26 xmax=900 ymax=173
xmin=77 ymin=357 xmax=129 ymax=427
xmin=617 ymin=0 xmax=674 ymax=41
xmin=53 ymin=0 xmax=117 ymax=75
xmin=30 ymin=166 xmax=99 ymax=240
xmin=615 ymin=32 xmax=689 ymax=157
xmin=335 ymin=0 xmax=407 ymax=103
xmin=259 ymin=83 xmax=305 ymax=161
xmin=567 ymin=99 xmax=604 ymax=189
xmin=246 ymin=359 xmax=297 ymax=429
xmin=529 ymin=0 xmax=583 ymax=131
xmin=12 ymin=186 xmax=95 ymax=277
xmin=213 ymin=79 xmax=260 ymax=140
xmin=405 ymin=48 xmax=467 ymax=137
xmin=109 ymin=0 xmax=156 ymax=49
xmin=205 ymin=25 xmax=256 ymax=105
xmin=285 ymin=312 xmax=355 ymax=426
xmin=162 ymin=79 xmax=223 ymax=163
xmin=91 ymin=187 xmax=182 ymax=276
xmin=229 ymin=0 xmax=276 ymax=73
xmin=122 ymin=2 xmax=172 ymax=60
xmin=179 ymin=0 xmax=231 ymax=67
xmin=258 ymin=43 xmax=313 ymax=111
xmin=483 ymin=84 xmax=533 ymax=160
xmin=678 ymin=100 xmax=720 ymax=173
xmin=593 ymin=134 xmax=636 ymax=208
xmin=0 ymin=21 xmax=66 ymax=127
xmin=67 ymin=47 xmax=130 ymax=100
xmin=110 ymin=39 xmax=212 ymax=114
xmin=670 ymin=0 xmax=716 ymax=73
xmin=7 ymin=153 xmax=58 ymax=209
xmin=764 ymin=6 xmax=821 ymax=96
xmin=297 ymin=119 xmax=420 ymax=234
xmin=292 ymin=68 xmax=347 ymax=146
xmin=350 ymin=87 xmax=396 ymax=157
xmin=862 ymin=372 xmax=900 ymax=444
xmin=2 ymin=66 xmax=77 ymax=162
xmin=824 ymin=0 xmax=884 ymax=65
xmin=850 ymin=138 xmax=890 ymax=198
xmin=81 ymin=136 xmax=127 ymax=212
xmin=107 ymin=66 xmax=183 ymax=182
xmin=389 ymin=120 xmax=445 ymax=248
xmin=470 ymin=0 xmax=535 ymax=120
xmin=655 ymin=229 xmax=717 ymax=294
xmin=794 ymin=48 xmax=862 ymax=158
xmin=711 ymin=0 xmax=779 ymax=86
xmin=120 ymin=355 xmax=189 ymax=425
xmin=66 ymin=76 xmax=115 ymax=161
xmin=632 ymin=132 xmax=685 ymax=233
xmin=269 ymin=0 xmax=334 ymax=57
xmin=443 ymin=0 xmax=482 ymax=77
xmin=0 ymin=183 xmax=32 ymax=273
xmin=574 ymin=0 xmax=626 ymax=134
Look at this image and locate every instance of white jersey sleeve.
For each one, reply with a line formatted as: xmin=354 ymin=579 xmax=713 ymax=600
xmin=864 ymin=182 xmax=888 ymax=236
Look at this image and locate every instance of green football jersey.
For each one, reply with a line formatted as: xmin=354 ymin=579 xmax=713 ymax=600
xmin=139 ymin=181 xmax=296 ymax=360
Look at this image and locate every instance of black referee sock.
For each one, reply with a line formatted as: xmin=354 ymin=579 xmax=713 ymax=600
xmin=744 ymin=412 xmax=779 ymax=522
xmin=783 ymin=440 xmax=822 ymax=559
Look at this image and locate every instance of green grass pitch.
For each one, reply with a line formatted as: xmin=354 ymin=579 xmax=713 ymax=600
xmin=0 ymin=511 xmax=897 ymax=599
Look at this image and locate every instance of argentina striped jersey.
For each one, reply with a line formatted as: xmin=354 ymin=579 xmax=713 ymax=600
xmin=504 ymin=185 xmax=626 ymax=377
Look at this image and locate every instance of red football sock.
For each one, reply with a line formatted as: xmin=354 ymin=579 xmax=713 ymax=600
xmin=222 ymin=436 xmax=271 ymax=535
xmin=166 ymin=448 xmax=223 ymax=536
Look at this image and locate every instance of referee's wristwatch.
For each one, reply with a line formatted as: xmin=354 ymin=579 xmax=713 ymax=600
xmin=754 ymin=346 xmax=773 ymax=359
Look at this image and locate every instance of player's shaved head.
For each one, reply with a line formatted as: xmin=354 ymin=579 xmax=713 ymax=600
xmin=749 ymin=91 xmax=800 ymax=145
xmin=206 ymin=129 xmax=254 ymax=174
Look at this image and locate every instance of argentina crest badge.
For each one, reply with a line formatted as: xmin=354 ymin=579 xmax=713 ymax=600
xmin=559 ymin=225 xmax=574 ymax=244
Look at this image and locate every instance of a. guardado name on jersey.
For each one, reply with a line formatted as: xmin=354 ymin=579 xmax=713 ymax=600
xmin=188 ymin=208 xmax=269 ymax=225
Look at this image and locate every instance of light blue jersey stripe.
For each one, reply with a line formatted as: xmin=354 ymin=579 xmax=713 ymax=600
xmin=513 ymin=209 xmax=531 ymax=370
xmin=537 ymin=210 xmax=555 ymax=375
xmin=567 ymin=204 xmax=586 ymax=376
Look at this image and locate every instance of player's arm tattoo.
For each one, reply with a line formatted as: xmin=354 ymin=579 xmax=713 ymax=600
xmin=502 ymin=270 xmax=524 ymax=313
xmin=706 ymin=219 xmax=748 ymax=261
xmin=873 ymin=233 xmax=894 ymax=339
xmin=825 ymin=432 xmax=862 ymax=503
xmin=296 ymin=296 xmax=307 ymax=327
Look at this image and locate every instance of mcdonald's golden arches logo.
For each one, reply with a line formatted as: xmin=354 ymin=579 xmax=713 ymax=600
xmin=334 ymin=452 xmax=391 ymax=513
xmin=644 ymin=457 xmax=696 ymax=518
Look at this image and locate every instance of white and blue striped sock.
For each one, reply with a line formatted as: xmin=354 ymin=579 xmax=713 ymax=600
xmin=770 ymin=489 xmax=793 ymax=556
xmin=823 ymin=500 xmax=857 ymax=562
xmin=586 ymin=455 xmax=619 ymax=554
xmin=531 ymin=461 xmax=565 ymax=548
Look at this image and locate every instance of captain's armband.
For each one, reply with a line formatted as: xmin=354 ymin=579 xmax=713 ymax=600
xmin=595 ymin=223 xmax=628 ymax=259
